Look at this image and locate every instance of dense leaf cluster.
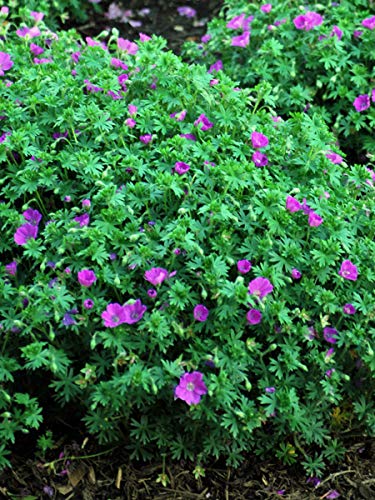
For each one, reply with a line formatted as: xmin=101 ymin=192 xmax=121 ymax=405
xmin=0 ymin=4 xmax=374 ymax=474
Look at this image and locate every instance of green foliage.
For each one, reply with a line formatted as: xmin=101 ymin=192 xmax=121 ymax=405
xmin=181 ymin=0 xmax=375 ymax=157
xmin=0 ymin=5 xmax=374 ymax=476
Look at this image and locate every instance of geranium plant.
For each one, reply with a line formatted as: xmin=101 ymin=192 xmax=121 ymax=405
xmin=0 ymin=5 xmax=374 ymax=475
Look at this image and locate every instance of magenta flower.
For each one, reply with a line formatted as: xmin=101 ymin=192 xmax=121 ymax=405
xmin=82 ymin=199 xmax=91 ymax=208
xmin=194 ymin=304 xmax=209 ymax=322
xmin=16 ymin=26 xmax=41 ymax=38
xmin=140 ymin=134 xmax=152 ymax=144
xmin=33 ymin=57 xmax=53 ymax=65
xmin=125 ymin=118 xmax=136 ymax=128
xmin=139 ymin=33 xmax=151 ymax=42
xmin=260 ymin=4 xmax=272 ymax=13
xmin=177 ymin=6 xmax=196 ymax=18
xmin=175 ymin=371 xmax=207 ymax=405
xmin=226 ymin=14 xmax=253 ymax=31
xmin=101 ymin=303 xmax=127 ymax=328
xmin=308 ymin=212 xmax=323 ymax=227
xmin=122 ymin=299 xmax=147 ymax=324
xmin=265 ymin=386 xmax=275 ymax=393
xmin=325 ymin=151 xmax=343 ymax=164
xmin=23 ymin=208 xmax=42 ymax=225
xmin=208 ymin=60 xmax=223 ymax=73
xmin=372 ymin=89 xmax=375 ymax=102
xmin=293 ymin=12 xmax=323 ymax=31
xmin=147 ymin=289 xmax=157 ymax=298
xmin=353 ymin=94 xmax=370 ymax=112
xmin=174 ymin=161 xmax=190 ymax=175
xmin=83 ymin=299 xmax=94 ymax=309
xmin=78 ymin=269 xmax=97 ymax=287
xmin=237 ymin=259 xmax=252 ymax=274
xmin=326 ymin=490 xmax=340 ymax=499
xmin=14 ymin=224 xmax=38 ymax=245
xmin=323 ymin=327 xmax=339 ymax=344
xmin=128 ymin=104 xmax=138 ymax=115
xmin=30 ymin=43 xmax=44 ymax=55
xmin=291 ymin=268 xmax=302 ymax=279
xmin=248 ymin=277 xmax=273 ymax=299
xmin=201 ymin=34 xmax=211 ymax=43
xmin=0 ymin=52 xmax=14 ymax=76
xmin=343 ymin=303 xmax=356 ymax=315
xmin=251 ymin=131 xmax=269 ymax=149
xmin=180 ymin=133 xmax=196 ymax=141
xmin=144 ymin=267 xmax=169 ymax=286
xmin=5 ymin=261 xmax=17 ymax=275
xmin=30 ymin=11 xmax=44 ymax=22
xmin=339 ymin=260 xmax=358 ymax=281
xmin=111 ymin=57 xmax=128 ymax=70
xmin=331 ymin=25 xmax=343 ymax=40
xmin=117 ymin=38 xmax=138 ymax=54
xmin=170 ymin=109 xmax=187 ymax=121
xmin=361 ymin=16 xmax=375 ymax=30
xmin=231 ymin=31 xmax=250 ymax=48
xmin=194 ymin=114 xmax=214 ymax=131
xmin=246 ymin=309 xmax=262 ymax=324
xmin=74 ymin=213 xmax=90 ymax=226
xmin=286 ymin=196 xmax=301 ymax=213
xmin=252 ymin=151 xmax=268 ymax=167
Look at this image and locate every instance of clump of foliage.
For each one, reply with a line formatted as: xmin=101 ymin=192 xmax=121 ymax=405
xmin=3 ymin=0 xmax=102 ymax=26
xmin=182 ymin=0 xmax=375 ymax=158
xmin=0 ymin=5 xmax=374 ymax=476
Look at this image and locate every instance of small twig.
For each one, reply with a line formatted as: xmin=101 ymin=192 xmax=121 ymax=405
xmin=315 ymin=470 xmax=355 ymax=488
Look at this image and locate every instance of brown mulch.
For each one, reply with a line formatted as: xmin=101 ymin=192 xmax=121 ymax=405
xmin=1 ymin=435 xmax=374 ymax=499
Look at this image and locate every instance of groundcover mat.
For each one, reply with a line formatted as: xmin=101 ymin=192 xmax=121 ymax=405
xmin=0 ymin=0 xmax=374 ymax=499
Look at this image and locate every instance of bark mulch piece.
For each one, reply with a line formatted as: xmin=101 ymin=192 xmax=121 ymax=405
xmin=1 ymin=435 xmax=373 ymax=499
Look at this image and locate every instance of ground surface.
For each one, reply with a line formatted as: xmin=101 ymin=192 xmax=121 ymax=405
xmin=1 ymin=1 xmax=374 ymax=498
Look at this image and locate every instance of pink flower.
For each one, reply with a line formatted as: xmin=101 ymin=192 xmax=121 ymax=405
xmin=252 ymin=151 xmax=268 ymax=167
xmin=177 ymin=6 xmax=196 ymax=18
xmin=231 ymin=31 xmax=250 ymax=48
xmin=194 ymin=114 xmax=213 ymax=131
xmin=237 ymin=259 xmax=252 ymax=274
xmin=33 ymin=57 xmax=53 ymax=65
xmin=248 ymin=277 xmax=273 ymax=299
xmin=293 ymin=12 xmax=323 ymax=31
xmin=194 ymin=304 xmax=209 ymax=322
xmin=291 ymin=268 xmax=302 ymax=279
xmin=308 ymin=212 xmax=323 ymax=227
xmin=74 ymin=213 xmax=90 ymax=227
xmin=246 ymin=309 xmax=262 ymax=324
xmin=128 ymin=104 xmax=138 ymax=115
xmin=170 ymin=109 xmax=187 ymax=121
xmin=208 ymin=60 xmax=223 ymax=73
xmin=117 ymin=38 xmax=138 ymax=54
xmin=30 ymin=11 xmax=44 ymax=22
xmin=5 ymin=261 xmax=17 ymax=275
xmin=338 ymin=260 xmax=358 ymax=281
xmin=139 ymin=33 xmax=151 ymax=42
xmin=286 ymin=196 xmax=301 ymax=213
xmin=0 ymin=52 xmax=13 ymax=76
xmin=175 ymin=161 xmax=190 ymax=175
xmin=30 ymin=43 xmax=44 ymax=55
xmin=111 ymin=58 xmax=128 ymax=70
xmin=226 ymin=14 xmax=253 ymax=31
xmin=101 ymin=303 xmax=127 ymax=328
xmin=140 ymin=134 xmax=152 ymax=144
xmin=175 ymin=371 xmax=207 ymax=405
xmin=331 ymin=25 xmax=343 ymax=40
xmin=361 ymin=16 xmax=375 ymax=30
xmin=260 ymin=4 xmax=272 ymax=13
xmin=251 ymin=131 xmax=269 ymax=148
xmin=325 ymin=151 xmax=343 ymax=164
xmin=125 ymin=118 xmax=136 ymax=128
xmin=78 ymin=269 xmax=97 ymax=287
xmin=16 ymin=26 xmax=41 ymax=38
xmin=353 ymin=94 xmax=370 ymax=112
xmin=201 ymin=34 xmax=211 ymax=43
xmin=323 ymin=327 xmax=339 ymax=344
xmin=82 ymin=199 xmax=91 ymax=208
xmin=343 ymin=303 xmax=356 ymax=315
xmin=14 ymin=224 xmax=38 ymax=245
xmin=372 ymin=89 xmax=375 ymax=102
xmin=144 ymin=267 xmax=169 ymax=286
xmin=122 ymin=299 xmax=147 ymax=324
